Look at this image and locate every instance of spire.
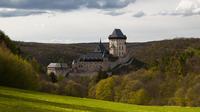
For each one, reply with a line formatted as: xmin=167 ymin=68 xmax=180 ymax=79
xmin=95 ymin=38 xmax=108 ymax=54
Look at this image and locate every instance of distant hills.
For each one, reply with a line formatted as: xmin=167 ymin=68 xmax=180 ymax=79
xmin=16 ymin=38 xmax=200 ymax=68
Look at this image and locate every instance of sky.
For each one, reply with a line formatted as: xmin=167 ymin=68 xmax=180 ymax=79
xmin=0 ymin=0 xmax=200 ymax=43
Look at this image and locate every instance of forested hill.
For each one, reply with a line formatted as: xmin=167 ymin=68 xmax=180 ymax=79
xmin=0 ymin=30 xmax=39 ymax=90
xmin=16 ymin=38 xmax=200 ymax=67
xmin=15 ymin=38 xmax=200 ymax=106
xmin=1 ymin=30 xmax=200 ymax=106
xmin=16 ymin=42 xmax=97 ymax=66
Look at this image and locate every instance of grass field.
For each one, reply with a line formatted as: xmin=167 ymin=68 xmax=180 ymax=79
xmin=0 ymin=86 xmax=199 ymax=112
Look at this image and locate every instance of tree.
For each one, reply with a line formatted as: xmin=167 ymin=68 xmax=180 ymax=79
xmin=49 ymin=72 xmax=57 ymax=83
xmin=0 ymin=30 xmax=20 ymax=54
xmin=95 ymin=77 xmax=115 ymax=101
xmin=128 ymin=89 xmax=149 ymax=105
xmin=64 ymin=80 xmax=84 ymax=97
xmin=186 ymin=83 xmax=200 ymax=106
xmin=173 ymin=88 xmax=186 ymax=106
xmin=0 ymin=47 xmax=39 ymax=90
xmin=95 ymin=69 xmax=108 ymax=83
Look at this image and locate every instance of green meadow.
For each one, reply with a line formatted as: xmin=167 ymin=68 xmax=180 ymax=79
xmin=0 ymin=86 xmax=199 ymax=112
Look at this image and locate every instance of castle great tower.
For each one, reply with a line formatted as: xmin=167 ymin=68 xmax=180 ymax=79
xmin=108 ymin=29 xmax=127 ymax=58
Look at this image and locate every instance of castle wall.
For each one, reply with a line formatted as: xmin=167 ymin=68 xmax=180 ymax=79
xmin=72 ymin=61 xmax=109 ymax=72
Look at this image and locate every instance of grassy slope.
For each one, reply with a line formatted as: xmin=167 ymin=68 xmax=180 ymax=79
xmin=0 ymin=86 xmax=199 ymax=112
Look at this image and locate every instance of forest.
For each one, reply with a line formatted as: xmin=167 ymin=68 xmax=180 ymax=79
xmin=0 ymin=30 xmax=200 ymax=107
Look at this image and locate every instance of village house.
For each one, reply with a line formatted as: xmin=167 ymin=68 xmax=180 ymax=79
xmin=47 ymin=63 xmax=70 ymax=77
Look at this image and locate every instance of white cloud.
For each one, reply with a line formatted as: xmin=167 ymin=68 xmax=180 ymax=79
xmin=176 ymin=0 xmax=200 ymax=11
xmin=158 ymin=0 xmax=200 ymax=16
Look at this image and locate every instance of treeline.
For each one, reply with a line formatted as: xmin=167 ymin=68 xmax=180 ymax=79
xmin=0 ymin=30 xmax=39 ymax=90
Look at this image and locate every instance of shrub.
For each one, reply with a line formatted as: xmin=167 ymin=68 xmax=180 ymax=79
xmin=63 ymin=80 xmax=84 ymax=97
xmin=39 ymin=81 xmax=59 ymax=94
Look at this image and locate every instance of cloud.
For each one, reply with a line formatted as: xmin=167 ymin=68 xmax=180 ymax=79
xmin=0 ymin=0 xmax=136 ymax=10
xmin=0 ymin=0 xmax=136 ymax=17
xmin=103 ymin=10 xmax=126 ymax=16
xmin=133 ymin=11 xmax=145 ymax=18
xmin=0 ymin=8 xmax=47 ymax=17
xmin=158 ymin=0 xmax=200 ymax=16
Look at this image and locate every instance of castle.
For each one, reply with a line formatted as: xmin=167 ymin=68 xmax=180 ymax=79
xmin=47 ymin=29 xmax=131 ymax=76
xmin=71 ymin=29 xmax=130 ymax=73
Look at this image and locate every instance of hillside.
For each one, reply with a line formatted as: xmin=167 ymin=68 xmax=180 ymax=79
xmin=128 ymin=38 xmax=200 ymax=66
xmin=10 ymin=38 xmax=200 ymax=107
xmin=16 ymin=42 xmax=98 ymax=66
xmin=16 ymin=38 xmax=200 ymax=67
xmin=0 ymin=31 xmax=39 ymax=90
xmin=0 ymin=86 xmax=199 ymax=112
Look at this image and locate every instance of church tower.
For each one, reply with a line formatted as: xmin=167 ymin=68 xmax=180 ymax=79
xmin=108 ymin=29 xmax=127 ymax=58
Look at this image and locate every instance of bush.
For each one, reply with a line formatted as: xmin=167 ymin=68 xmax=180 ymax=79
xmin=63 ymin=80 xmax=85 ymax=97
xmin=39 ymin=81 xmax=59 ymax=94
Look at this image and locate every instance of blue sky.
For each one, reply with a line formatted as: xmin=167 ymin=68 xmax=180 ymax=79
xmin=0 ymin=0 xmax=200 ymax=43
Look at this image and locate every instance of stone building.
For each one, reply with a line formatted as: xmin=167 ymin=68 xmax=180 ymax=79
xmin=72 ymin=29 xmax=129 ymax=72
xmin=72 ymin=40 xmax=110 ymax=72
xmin=47 ymin=63 xmax=70 ymax=77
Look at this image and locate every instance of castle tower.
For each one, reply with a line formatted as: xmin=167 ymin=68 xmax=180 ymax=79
xmin=108 ymin=29 xmax=127 ymax=58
